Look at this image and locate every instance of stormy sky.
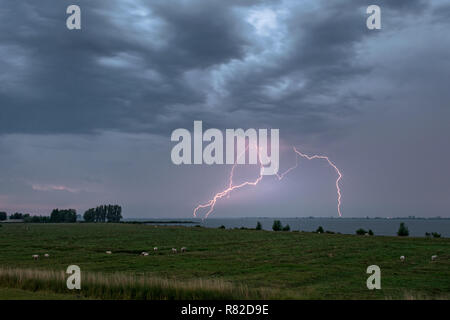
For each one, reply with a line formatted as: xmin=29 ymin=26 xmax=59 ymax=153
xmin=1 ymin=0 xmax=449 ymax=218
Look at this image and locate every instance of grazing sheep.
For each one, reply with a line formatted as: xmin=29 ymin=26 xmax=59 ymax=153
xmin=400 ymin=256 xmax=405 ymax=262
xmin=32 ymin=255 xmax=39 ymax=260
xmin=141 ymin=252 xmax=149 ymax=256
xmin=181 ymin=247 xmax=187 ymax=253
xmin=172 ymin=248 xmax=177 ymax=254
xmin=44 ymin=253 xmax=50 ymax=258
xmin=106 ymin=251 xmax=112 ymax=254
xmin=431 ymin=255 xmax=437 ymax=261
xmin=153 ymin=247 xmax=158 ymax=252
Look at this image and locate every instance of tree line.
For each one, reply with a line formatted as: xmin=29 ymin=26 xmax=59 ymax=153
xmin=0 ymin=205 xmax=122 ymax=223
xmin=83 ymin=205 xmax=122 ymax=223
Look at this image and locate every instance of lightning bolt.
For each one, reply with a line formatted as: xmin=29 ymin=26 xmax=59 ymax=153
xmin=193 ymin=146 xmax=343 ymax=219
xmin=292 ymin=147 xmax=343 ymax=217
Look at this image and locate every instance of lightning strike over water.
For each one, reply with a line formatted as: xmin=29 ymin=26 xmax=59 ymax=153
xmin=292 ymin=147 xmax=343 ymax=217
xmin=193 ymin=146 xmax=343 ymax=219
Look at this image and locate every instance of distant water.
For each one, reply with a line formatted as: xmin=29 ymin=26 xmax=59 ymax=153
xmin=138 ymin=218 xmax=450 ymax=237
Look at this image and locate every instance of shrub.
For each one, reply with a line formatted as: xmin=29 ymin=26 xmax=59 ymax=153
xmin=315 ymin=226 xmax=324 ymax=233
xmin=0 ymin=212 xmax=7 ymax=221
xmin=356 ymin=228 xmax=367 ymax=235
xmin=425 ymin=232 xmax=431 ymax=237
xmin=24 ymin=215 xmax=50 ymax=223
xmin=218 ymin=225 xmax=225 ymax=229
xmin=397 ymin=223 xmax=409 ymax=237
xmin=272 ymin=220 xmax=282 ymax=231
xmin=256 ymin=221 xmax=262 ymax=230
xmin=282 ymin=224 xmax=290 ymax=232
xmin=432 ymin=232 xmax=441 ymax=238
xmin=368 ymin=229 xmax=374 ymax=236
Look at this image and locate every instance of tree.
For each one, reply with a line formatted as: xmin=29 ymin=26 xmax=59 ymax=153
xmin=106 ymin=205 xmax=122 ymax=223
xmin=282 ymin=224 xmax=290 ymax=232
xmin=397 ymin=223 xmax=409 ymax=237
xmin=0 ymin=212 xmax=7 ymax=221
xmin=84 ymin=205 xmax=122 ymax=223
xmin=9 ymin=212 xmax=29 ymax=220
xmin=316 ymin=226 xmax=324 ymax=233
xmin=83 ymin=208 xmax=95 ymax=222
xmin=272 ymin=220 xmax=282 ymax=231
xmin=432 ymin=232 xmax=441 ymax=238
xmin=356 ymin=228 xmax=367 ymax=235
xmin=256 ymin=221 xmax=262 ymax=230
xmin=368 ymin=229 xmax=374 ymax=236
xmin=50 ymin=209 xmax=77 ymax=223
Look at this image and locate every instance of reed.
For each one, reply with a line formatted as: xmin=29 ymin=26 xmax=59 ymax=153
xmin=0 ymin=267 xmax=277 ymax=300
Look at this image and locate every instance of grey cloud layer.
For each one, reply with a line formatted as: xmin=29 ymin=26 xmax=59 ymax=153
xmin=0 ymin=0 xmax=435 ymax=136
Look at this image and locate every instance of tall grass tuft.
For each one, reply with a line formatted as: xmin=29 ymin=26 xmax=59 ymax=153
xmin=0 ymin=268 xmax=277 ymax=300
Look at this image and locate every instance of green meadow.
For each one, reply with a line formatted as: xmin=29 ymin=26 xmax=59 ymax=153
xmin=0 ymin=223 xmax=448 ymax=299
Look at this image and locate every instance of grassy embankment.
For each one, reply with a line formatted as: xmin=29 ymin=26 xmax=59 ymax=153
xmin=0 ymin=223 xmax=448 ymax=299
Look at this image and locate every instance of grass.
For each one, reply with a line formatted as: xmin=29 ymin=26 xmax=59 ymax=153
xmin=0 ymin=287 xmax=83 ymax=300
xmin=0 ymin=223 xmax=449 ymax=299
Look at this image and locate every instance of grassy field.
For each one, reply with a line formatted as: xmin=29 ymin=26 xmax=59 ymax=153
xmin=0 ymin=223 xmax=448 ymax=299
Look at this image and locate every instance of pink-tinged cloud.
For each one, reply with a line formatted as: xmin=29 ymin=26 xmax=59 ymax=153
xmin=31 ymin=184 xmax=79 ymax=193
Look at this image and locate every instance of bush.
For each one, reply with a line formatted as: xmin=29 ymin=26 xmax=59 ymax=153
xmin=218 ymin=225 xmax=225 ymax=229
xmin=425 ymin=232 xmax=431 ymax=237
xmin=282 ymin=224 xmax=290 ymax=232
xmin=316 ymin=226 xmax=324 ymax=233
xmin=368 ymin=229 xmax=374 ymax=236
xmin=24 ymin=215 xmax=50 ymax=223
xmin=356 ymin=228 xmax=367 ymax=235
xmin=256 ymin=221 xmax=262 ymax=230
xmin=397 ymin=223 xmax=409 ymax=237
xmin=0 ymin=212 xmax=7 ymax=221
xmin=272 ymin=220 xmax=282 ymax=231
xmin=432 ymin=232 xmax=441 ymax=238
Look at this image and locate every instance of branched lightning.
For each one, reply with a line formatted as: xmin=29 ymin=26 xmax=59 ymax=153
xmin=193 ymin=146 xmax=343 ymax=219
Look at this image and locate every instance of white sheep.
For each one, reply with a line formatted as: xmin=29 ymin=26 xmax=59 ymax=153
xmin=400 ymin=255 xmax=405 ymax=262
xmin=153 ymin=247 xmax=158 ymax=252
xmin=141 ymin=252 xmax=149 ymax=256
xmin=181 ymin=247 xmax=187 ymax=253
xmin=431 ymin=255 xmax=437 ymax=261
xmin=106 ymin=251 xmax=112 ymax=254
xmin=44 ymin=253 xmax=50 ymax=258
xmin=172 ymin=248 xmax=177 ymax=254
xmin=32 ymin=254 xmax=39 ymax=260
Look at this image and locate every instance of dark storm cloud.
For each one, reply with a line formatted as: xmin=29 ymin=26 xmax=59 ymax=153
xmin=0 ymin=0 xmax=432 ymax=137
xmin=0 ymin=0 xmax=251 ymax=134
